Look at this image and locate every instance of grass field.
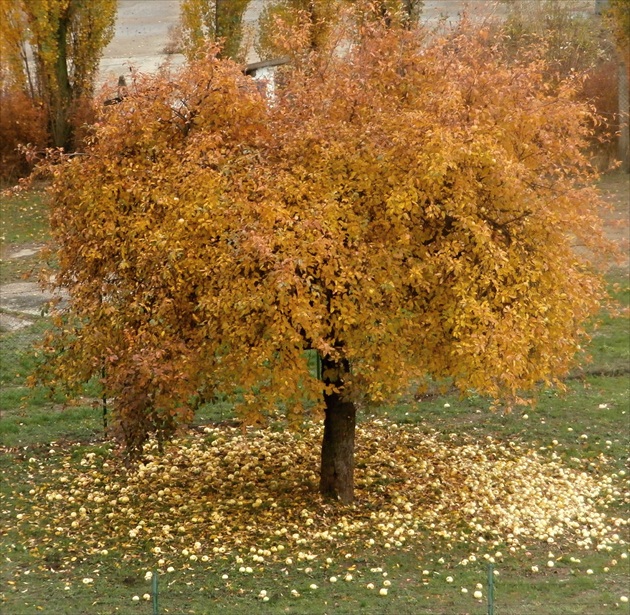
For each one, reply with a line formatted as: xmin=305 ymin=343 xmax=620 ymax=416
xmin=0 ymin=189 xmax=49 ymax=286
xmin=1 ymin=176 xmax=629 ymax=614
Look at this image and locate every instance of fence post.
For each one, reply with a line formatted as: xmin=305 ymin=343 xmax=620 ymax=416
xmin=152 ymin=570 xmax=158 ymax=615
xmin=487 ymin=563 xmax=495 ymax=615
xmin=101 ymin=365 xmax=107 ymax=430
xmin=619 ymin=61 xmax=629 ymax=173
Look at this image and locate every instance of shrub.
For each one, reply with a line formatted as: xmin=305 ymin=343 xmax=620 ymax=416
xmin=0 ymin=89 xmax=48 ymax=184
xmin=498 ymin=0 xmax=618 ymax=166
xmin=581 ymin=60 xmax=620 ymax=169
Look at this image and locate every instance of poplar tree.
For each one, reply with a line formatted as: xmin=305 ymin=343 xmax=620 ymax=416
xmin=0 ymin=0 xmax=117 ymax=150
xmin=180 ymin=0 xmax=251 ymax=61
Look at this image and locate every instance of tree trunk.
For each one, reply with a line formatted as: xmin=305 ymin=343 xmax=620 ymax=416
xmin=319 ymin=357 xmax=356 ymax=504
xmin=618 ymin=60 xmax=629 ymax=173
xmin=50 ymin=8 xmax=73 ymax=149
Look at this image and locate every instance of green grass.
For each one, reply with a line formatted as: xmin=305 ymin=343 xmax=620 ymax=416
xmin=0 ymin=184 xmax=629 ymax=614
xmin=1 ymin=320 xmax=51 ymax=386
xmin=1 ymin=308 xmax=628 ymax=614
xmin=0 ymin=189 xmax=49 ymax=245
xmin=2 ymin=553 xmax=625 ymax=615
xmin=0 ymin=320 xmax=104 ymax=448
xmin=583 ymin=272 xmax=630 ymax=376
xmin=0 ymin=189 xmax=50 ymax=285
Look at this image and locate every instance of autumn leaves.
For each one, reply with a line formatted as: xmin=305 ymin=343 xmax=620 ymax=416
xmin=41 ymin=18 xmax=615 ymax=498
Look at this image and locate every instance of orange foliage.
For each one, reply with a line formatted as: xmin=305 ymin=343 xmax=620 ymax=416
xmin=40 ymin=21 xmax=616 ymax=456
xmin=581 ymin=60 xmax=620 ymax=168
xmin=0 ymin=89 xmax=48 ymax=182
xmin=0 ymin=0 xmax=116 ymax=154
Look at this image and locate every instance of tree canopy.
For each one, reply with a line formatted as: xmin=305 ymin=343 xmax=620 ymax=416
xmin=41 ymin=19 xmax=614 ymax=502
xmin=180 ymin=0 xmax=251 ymax=61
xmin=607 ymin=0 xmax=630 ymax=66
xmin=0 ymin=0 xmax=117 ymax=150
xmin=256 ymin=0 xmax=423 ymax=60
xmin=256 ymin=0 xmax=343 ymax=59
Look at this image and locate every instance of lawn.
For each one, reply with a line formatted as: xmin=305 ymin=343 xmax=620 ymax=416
xmin=0 ymin=177 xmax=629 ymax=614
xmin=0 ymin=189 xmax=50 ymax=286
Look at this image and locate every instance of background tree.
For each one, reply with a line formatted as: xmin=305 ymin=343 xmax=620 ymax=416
xmin=359 ymin=0 xmax=423 ymax=28
xmin=605 ymin=0 xmax=630 ymax=171
xmin=41 ymin=22 xmax=614 ymax=504
xmin=500 ymin=0 xmax=613 ymax=78
xmin=0 ymin=4 xmax=33 ymax=96
xmin=0 ymin=4 xmax=47 ymax=180
xmin=499 ymin=0 xmax=619 ymax=169
xmin=606 ymin=0 xmax=630 ymax=65
xmin=0 ymin=0 xmax=117 ymax=151
xmin=180 ymin=0 xmax=251 ymax=61
xmin=256 ymin=0 xmax=342 ymax=59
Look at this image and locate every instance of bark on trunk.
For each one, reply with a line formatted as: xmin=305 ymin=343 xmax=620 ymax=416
xmin=51 ymin=11 xmax=73 ymax=150
xmin=319 ymin=358 xmax=356 ymax=504
xmin=619 ymin=60 xmax=629 ymax=173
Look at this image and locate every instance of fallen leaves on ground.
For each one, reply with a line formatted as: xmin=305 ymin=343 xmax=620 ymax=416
xmin=2 ymin=419 xmax=628 ymax=580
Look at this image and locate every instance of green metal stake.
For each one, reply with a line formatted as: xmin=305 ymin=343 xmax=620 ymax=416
xmin=152 ymin=570 xmax=159 ymax=615
xmin=101 ymin=366 xmax=107 ymax=430
xmin=487 ymin=563 xmax=495 ymax=615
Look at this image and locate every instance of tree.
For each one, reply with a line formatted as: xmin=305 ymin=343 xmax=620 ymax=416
xmin=361 ymin=0 xmax=423 ymax=28
xmin=256 ymin=0 xmax=423 ymax=61
xmin=0 ymin=4 xmax=47 ymax=180
xmin=0 ymin=0 xmax=117 ymax=151
xmin=497 ymin=1 xmax=620 ymax=168
xmin=0 ymin=4 xmax=31 ymax=95
xmin=605 ymin=0 xmax=630 ymax=171
xmin=256 ymin=0 xmax=342 ymax=59
xmin=180 ymin=0 xmax=251 ymax=61
xmin=500 ymin=0 xmax=614 ymax=78
xmin=606 ymin=0 xmax=630 ymax=65
xmin=41 ymin=22 xmax=614 ymax=504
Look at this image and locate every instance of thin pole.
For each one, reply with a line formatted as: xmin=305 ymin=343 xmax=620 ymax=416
xmin=619 ymin=61 xmax=629 ymax=173
xmin=487 ymin=564 xmax=495 ymax=615
xmin=101 ymin=366 xmax=107 ymax=430
xmin=152 ymin=570 xmax=159 ymax=615
xmin=215 ymin=0 xmax=220 ymax=40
